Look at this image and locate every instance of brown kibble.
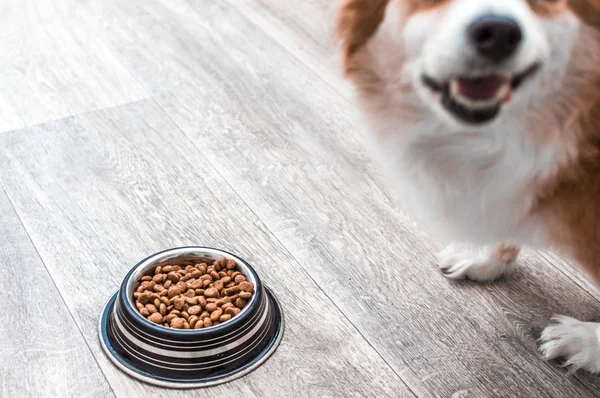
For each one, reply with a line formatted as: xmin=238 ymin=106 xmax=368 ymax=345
xmin=239 ymin=281 xmax=254 ymax=293
xmin=219 ymin=314 xmax=232 ymax=322
xmin=226 ymin=259 xmax=237 ymax=270
xmin=191 ymin=270 xmax=202 ymax=278
xmin=138 ymin=292 xmax=150 ymax=304
xmin=210 ymin=308 xmax=223 ymax=321
xmin=216 ymin=296 xmax=231 ymax=306
xmin=235 ymin=298 xmax=247 ymax=308
xmin=213 ymin=280 xmax=224 ymax=291
xmin=145 ymin=304 xmax=158 ymax=314
xmin=148 ymin=313 xmax=163 ymax=324
xmin=225 ymin=307 xmax=241 ymax=316
xmin=224 ymin=286 xmax=240 ymax=296
xmin=171 ymin=318 xmax=185 ymax=329
xmin=165 ymin=314 xmax=177 ymax=323
xmin=168 ymin=286 xmax=181 ymax=298
xmin=191 ymin=280 xmax=203 ymax=289
xmin=135 ymin=264 xmax=252 ymax=328
xmin=174 ymin=297 xmax=185 ymax=310
xmin=188 ymin=305 xmax=201 ymax=315
xmin=167 ymin=271 xmax=180 ymax=282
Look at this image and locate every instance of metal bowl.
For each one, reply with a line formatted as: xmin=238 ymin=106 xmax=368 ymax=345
xmin=99 ymin=247 xmax=284 ymax=388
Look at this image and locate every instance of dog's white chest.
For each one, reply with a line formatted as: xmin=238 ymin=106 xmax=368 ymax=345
xmin=376 ymin=121 xmax=560 ymax=245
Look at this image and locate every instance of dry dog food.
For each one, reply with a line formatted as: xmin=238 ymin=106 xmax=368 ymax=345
xmin=133 ymin=257 xmax=255 ymax=329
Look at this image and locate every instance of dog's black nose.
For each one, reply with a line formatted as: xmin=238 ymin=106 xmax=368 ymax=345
xmin=468 ymin=15 xmax=522 ymax=63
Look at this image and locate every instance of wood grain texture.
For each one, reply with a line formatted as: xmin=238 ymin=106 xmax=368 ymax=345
xmin=0 ymin=100 xmax=412 ymax=398
xmin=0 ymin=188 xmax=114 ymax=398
xmin=0 ymin=0 xmax=147 ymax=133
xmin=70 ymin=0 xmax=600 ymax=396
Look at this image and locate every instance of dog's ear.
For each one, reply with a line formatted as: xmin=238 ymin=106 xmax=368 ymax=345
xmin=335 ymin=0 xmax=389 ymax=73
xmin=569 ymin=0 xmax=600 ymax=28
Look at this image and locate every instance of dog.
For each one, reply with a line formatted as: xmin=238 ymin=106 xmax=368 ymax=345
xmin=336 ymin=0 xmax=600 ymax=373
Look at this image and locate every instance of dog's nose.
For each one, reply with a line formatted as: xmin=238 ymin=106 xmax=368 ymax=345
xmin=468 ymin=15 xmax=522 ymax=63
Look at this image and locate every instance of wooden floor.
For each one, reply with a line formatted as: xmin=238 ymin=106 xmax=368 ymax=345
xmin=1 ymin=0 xmax=600 ymax=397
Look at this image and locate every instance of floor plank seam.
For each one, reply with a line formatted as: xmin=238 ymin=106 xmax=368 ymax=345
xmin=0 ymin=186 xmax=118 ymax=398
xmin=0 ymin=97 xmax=151 ymax=137
xmin=149 ymin=97 xmax=419 ymax=397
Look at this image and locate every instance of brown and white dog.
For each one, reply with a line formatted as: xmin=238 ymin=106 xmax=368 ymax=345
xmin=336 ymin=0 xmax=600 ymax=373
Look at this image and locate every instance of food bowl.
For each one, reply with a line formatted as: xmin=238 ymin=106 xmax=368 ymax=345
xmin=98 ymin=247 xmax=284 ymax=388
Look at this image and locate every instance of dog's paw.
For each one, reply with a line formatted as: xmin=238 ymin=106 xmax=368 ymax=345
xmin=540 ymin=316 xmax=600 ymax=373
xmin=437 ymin=243 xmax=519 ymax=282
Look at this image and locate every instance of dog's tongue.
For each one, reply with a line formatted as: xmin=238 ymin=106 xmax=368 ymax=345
xmin=457 ymin=76 xmax=509 ymax=101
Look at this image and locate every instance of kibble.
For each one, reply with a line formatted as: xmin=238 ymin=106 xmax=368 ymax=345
xmin=133 ymin=257 xmax=254 ymax=329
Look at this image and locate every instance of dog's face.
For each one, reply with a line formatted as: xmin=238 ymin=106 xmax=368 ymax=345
xmin=338 ymin=0 xmax=598 ymax=130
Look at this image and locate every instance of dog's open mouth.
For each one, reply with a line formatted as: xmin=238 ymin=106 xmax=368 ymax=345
xmin=422 ymin=63 xmax=540 ymax=125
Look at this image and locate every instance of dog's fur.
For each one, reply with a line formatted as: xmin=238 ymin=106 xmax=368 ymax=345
xmin=336 ymin=0 xmax=600 ymax=373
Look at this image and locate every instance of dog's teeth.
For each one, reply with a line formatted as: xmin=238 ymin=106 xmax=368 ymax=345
xmin=496 ymin=84 xmax=512 ymax=103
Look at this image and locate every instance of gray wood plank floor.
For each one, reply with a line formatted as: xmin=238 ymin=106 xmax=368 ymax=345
xmin=0 ymin=188 xmax=114 ymax=398
xmin=1 ymin=0 xmax=599 ymax=397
